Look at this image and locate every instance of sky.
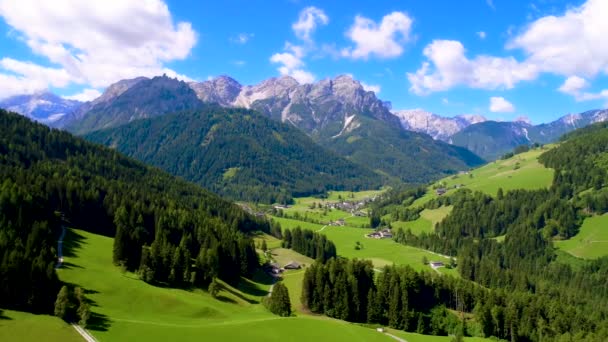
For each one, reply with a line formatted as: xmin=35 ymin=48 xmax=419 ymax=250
xmin=0 ymin=0 xmax=607 ymax=124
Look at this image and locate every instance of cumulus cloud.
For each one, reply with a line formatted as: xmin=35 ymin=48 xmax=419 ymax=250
xmin=489 ymin=96 xmax=515 ymax=113
xmin=270 ymin=7 xmax=328 ymax=84
xmin=508 ymin=0 xmax=608 ymax=78
xmin=342 ymin=11 xmax=413 ymax=59
xmin=477 ymin=31 xmax=487 ymax=39
xmin=0 ymin=0 xmax=196 ymax=96
xmin=292 ymin=6 xmax=328 ymax=42
xmin=360 ymin=81 xmax=381 ymax=94
xmin=558 ymin=76 xmax=608 ymax=102
xmin=63 ymin=88 xmax=102 ymax=102
xmin=407 ymin=40 xmax=538 ymax=95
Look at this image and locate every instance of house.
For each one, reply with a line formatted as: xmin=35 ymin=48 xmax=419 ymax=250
xmin=273 ymin=204 xmax=291 ymax=209
xmin=379 ymin=228 xmax=392 ymax=238
xmin=435 ymin=188 xmax=447 ymax=196
xmin=430 ymin=261 xmax=444 ymax=269
xmin=284 ymin=261 xmax=301 ymax=270
xmin=366 ymin=228 xmax=393 ymax=239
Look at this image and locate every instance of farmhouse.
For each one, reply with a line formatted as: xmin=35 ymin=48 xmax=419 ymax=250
xmin=284 ymin=261 xmax=301 ymax=270
xmin=366 ymin=228 xmax=393 ymax=239
xmin=430 ymin=261 xmax=444 ymax=269
xmin=435 ymin=188 xmax=447 ymax=196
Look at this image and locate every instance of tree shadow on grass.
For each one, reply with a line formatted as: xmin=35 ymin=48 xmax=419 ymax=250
xmin=62 ymin=229 xmax=87 ymax=258
xmin=59 ymin=261 xmax=83 ymax=270
xmin=86 ymin=312 xmax=111 ymax=332
xmin=215 ymin=295 xmax=238 ymax=304
xmin=222 ymin=286 xmax=267 ymax=304
xmin=0 ymin=311 xmax=12 ymax=320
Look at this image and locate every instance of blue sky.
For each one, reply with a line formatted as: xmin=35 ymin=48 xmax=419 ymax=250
xmin=0 ymin=0 xmax=607 ymax=123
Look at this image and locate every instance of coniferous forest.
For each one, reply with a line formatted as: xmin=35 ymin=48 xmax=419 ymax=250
xmin=0 ymin=109 xmax=267 ymax=313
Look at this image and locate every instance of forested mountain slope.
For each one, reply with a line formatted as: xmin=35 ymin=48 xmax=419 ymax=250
xmin=361 ymin=125 xmax=608 ymax=341
xmin=0 ymin=109 xmax=268 ymax=314
xmin=85 ymin=106 xmax=383 ymax=203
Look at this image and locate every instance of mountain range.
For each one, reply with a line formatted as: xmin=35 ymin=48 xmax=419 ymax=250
xmin=1 ymin=74 xmax=606 ymax=184
xmin=0 ymin=91 xmax=82 ymax=126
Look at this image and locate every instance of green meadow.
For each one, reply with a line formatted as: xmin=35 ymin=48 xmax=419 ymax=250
xmin=391 ymin=206 xmax=453 ymax=235
xmin=272 ymin=216 xmax=455 ymax=275
xmin=0 ymin=309 xmax=82 ymax=342
xmin=387 ymin=329 xmax=492 ymax=342
xmin=411 ymin=147 xmax=554 ymax=207
xmin=47 ymin=228 xmax=401 ymax=342
xmin=555 ymin=214 xmax=608 ymax=259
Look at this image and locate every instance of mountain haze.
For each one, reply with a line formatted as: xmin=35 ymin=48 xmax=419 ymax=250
xmin=0 ymin=92 xmax=83 ymax=127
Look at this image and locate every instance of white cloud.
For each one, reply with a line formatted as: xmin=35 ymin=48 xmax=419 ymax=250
xmin=489 ymin=96 xmax=515 ymax=113
xmin=270 ymin=43 xmax=314 ymax=83
xmin=63 ymin=88 xmax=102 ymax=102
xmin=486 ymin=0 xmax=495 ymax=10
xmin=292 ymin=6 xmax=328 ymax=42
xmin=0 ymin=0 xmax=196 ymax=93
xmin=477 ymin=31 xmax=487 ymax=39
xmin=270 ymin=7 xmax=328 ymax=84
xmin=558 ymin=75 xmax=608 ymax=102
xmin=360 ymin=81 xmax=381 ymax=94
xmin=230 ymin=33 xmax=254 ymax=44
xmin=407 ymin=40 xmax=538 ymax=95
xmin=508 ymin=0 xmax=608 ymax=78
xmin=232 ymin=60 xmax=246 ymax=67
xmin=342 ymin=11 xmax=413 ymax=59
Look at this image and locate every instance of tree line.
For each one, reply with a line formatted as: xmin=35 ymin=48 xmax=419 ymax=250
xmin=282 ymin=226 xmax=336 ymax=263
xmin=0 ymin=110 xmax=268 ymax=313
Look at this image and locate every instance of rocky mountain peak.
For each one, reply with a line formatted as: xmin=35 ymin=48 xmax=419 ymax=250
xmin=393 ymin=109 xmax=486 ymax=141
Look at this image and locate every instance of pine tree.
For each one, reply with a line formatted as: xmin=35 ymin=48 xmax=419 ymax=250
xmin=54 ymin=286 xmax=70 ymax=320
xmin=266 ymin=282 xmax=291 ymax=317
xmin=208 ymin=278 xmax=221 ymax=298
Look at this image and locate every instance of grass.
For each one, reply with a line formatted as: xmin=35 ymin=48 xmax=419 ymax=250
xmin=0 ymin=309 xmax=82 ymax=342
xmin=53 ymin=228 xmax=400 ymax=341
xmin=391 ymin=206 xmax=453 ymax=235
xmin=411 ymin=147 xmax=554 ymax=207
xmin=270 ymin=248 xmax=314 ymax=268
xmin=272 ymin=217 xmax=455 ymax=275
xmin=387 ymin=330 xmax=492 ymax=342
xmin=555 ymin=214 xmax=608 ymax=259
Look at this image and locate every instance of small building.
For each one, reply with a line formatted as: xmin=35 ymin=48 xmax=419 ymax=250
xmin=435 ymin=188 xmax=447 ymax=196
xmin=366 ymin=228 xmax=393 ymax=239
xmin=284 ymin=261 xmax=301 ymax=270
xmin=430 ymin=261 xmax=444 ymax=268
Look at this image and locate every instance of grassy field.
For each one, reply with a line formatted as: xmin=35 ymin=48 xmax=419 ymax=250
xmin=272 ymin=217 xmax=454 ymax=275
xmin=555 ymin=214 xmax=608 ymax=259
xmin=51 ymin=228 xmax=402 ymax=342
xmin=387 ymin=330 xmax=492 ymax=342
xmin=391 ymin=206 xmax=453 ymax=235
xmin=411 ymin=147 xmax=554 ymax=208
xmin=0 ymin=309 xmax=82 ymax=342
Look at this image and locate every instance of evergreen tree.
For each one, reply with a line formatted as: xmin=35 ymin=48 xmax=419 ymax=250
xmin=54 ymin=286 xmax=70 ymax=320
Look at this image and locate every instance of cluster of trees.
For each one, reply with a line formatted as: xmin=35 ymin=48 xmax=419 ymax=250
xmin=85 ymin=106 xmax=383 ymax=204
xmin=54 ymin=286 xmax=90 ymax=326
xmin=263 ymin=282 xmax=291 ymax=317
xmin=282 ymin=227 xmax=336 ymax=263
xmin=0 ymin=110 xmax=268 ymax=313
xmin=302 ymin=259 xmax=608 ymax=340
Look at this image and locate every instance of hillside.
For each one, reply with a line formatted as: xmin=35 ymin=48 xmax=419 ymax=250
xmin=67 ymin=75 xmax=203 ymax=134
xmin=450 ymin=109 xmax=608 ymax=160
xmin=190 ymin=75 xmax=484 ymax=183
xmin=85 ymin=106 xmax=383 ymax=203
xmin=0 ymin=109 xmax=267 ymax=315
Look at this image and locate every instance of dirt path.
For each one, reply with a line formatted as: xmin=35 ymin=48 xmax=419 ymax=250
xmin=72 ymin=323 xmax=98 ymax=342
xmin=384 ymin=332 xmax=408 ymax=342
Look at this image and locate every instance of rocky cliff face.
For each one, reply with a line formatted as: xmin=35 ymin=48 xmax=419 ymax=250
xmin=393 ymin=109 xmax=486 ymax=141
xmin=188 ymin=74 xmax=400 ymax=137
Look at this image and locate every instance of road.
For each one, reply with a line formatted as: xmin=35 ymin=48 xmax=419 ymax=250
xmin=72 ymin=323 xmax=98 ymax=342
xmin=55 ymin=225 xmax=67 ymax=268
